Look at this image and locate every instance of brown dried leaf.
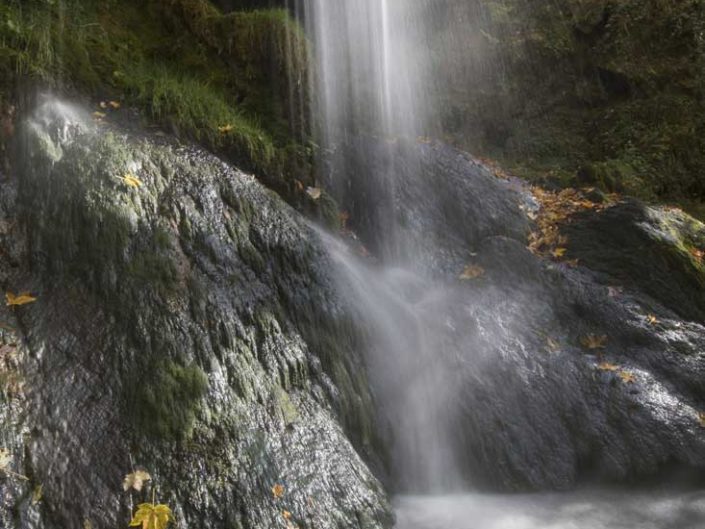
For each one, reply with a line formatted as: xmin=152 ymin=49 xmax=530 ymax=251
xmin=123 ymin=469 xmax=152 ymax=492
xmin=459 ymin=265 xmax=485 ymax=280
xmin=582 ymin=334 xmax=608 ymax=350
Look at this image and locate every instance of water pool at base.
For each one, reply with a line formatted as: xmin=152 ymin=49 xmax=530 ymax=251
xmin=395 ymin=490 xmax=705 ymax=529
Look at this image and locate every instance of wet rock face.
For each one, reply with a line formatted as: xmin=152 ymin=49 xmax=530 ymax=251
xmin=332 ymin=136 xmax=531 ymax=276
xmin=0 ymin=100 xmax=392 ymax=529
xmin=330 ymin=137 xmax=705 ymax=492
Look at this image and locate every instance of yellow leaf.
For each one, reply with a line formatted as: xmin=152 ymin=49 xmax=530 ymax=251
xmin=5 ymin=292 xmax=37 ymax=306
xmin=646 ymin=314 xmax=658 ymax=325
xmin=597 ymin=362 xmax=619 ymax=372
xmin=218 ymin=124 xmax=234 ymax=134
xmin=32 ymin=484 xmax=43 ymax=505
xmin=129 ymin=503 xmax=174 ymax=529
xmin=83 ymin=519 xmax=93 ymax=529
xmin=618 ymin=371 xmax=636 ymax=384
xmin=123 ymin=469 xmax=152 ymax=492
xmin=0 ymin=448 xmax=10 ymax=471
xmin=283 ymin=511 xmax=292 ymax=520
xmin=306 ymin=187 xmax=322 ymax=200
xmin=118 ymin=173 xmax=143 ymax=188
xmin=698 ymin=412 xmax=705 ymax=428
xmin=581 ymin=334 xmax=608 ymax=350
xmin=552 ymin=247 xmax=567 ymax=259
xmin=459 ymin=265 xmax=485 ymax=280
xmin=272 ymin=483 xmax=285 ymax=499
xmin=109 ymin=100 xmax=121 ymax=109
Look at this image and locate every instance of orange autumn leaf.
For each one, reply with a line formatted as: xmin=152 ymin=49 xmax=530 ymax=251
xmin=581 ymin=334 xmax=608 ymax=350
xmin=272 ymin=483 xmax=284 ymax=499
xmin=5 ymin=292 xmax=37 ymax=307
xmin=597 ymin=362 xmax=619 ymax=372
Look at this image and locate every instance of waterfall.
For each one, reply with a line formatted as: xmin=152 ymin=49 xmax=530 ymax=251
xmin=292 ymin=1 xmax=475 ymax=494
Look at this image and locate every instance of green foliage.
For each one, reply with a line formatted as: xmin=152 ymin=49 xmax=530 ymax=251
xmin=129 ymin=360 xmax=208 ymax=442
xmin=430 ymin=0 xmax=705 ymax=209
xmin=0 ymin=0 xmax=312 ymax=185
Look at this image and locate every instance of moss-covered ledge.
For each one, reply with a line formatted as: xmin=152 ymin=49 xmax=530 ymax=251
xmin=0 ymin=0 xmax=314 ymax=199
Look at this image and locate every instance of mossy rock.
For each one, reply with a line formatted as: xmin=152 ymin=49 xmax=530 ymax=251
xmin=564 ymin=199 xmax=705 ymax=321
xmin=128 ymin=360 xmax=209 ymax=441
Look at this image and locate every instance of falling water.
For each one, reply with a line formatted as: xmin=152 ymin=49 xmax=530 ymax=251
xmin=297 ymin=0 xmax=467 ymax=493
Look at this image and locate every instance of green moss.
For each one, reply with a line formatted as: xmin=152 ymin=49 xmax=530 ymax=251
xmin=0 ymin=0 xmax=313 ymax=189
xmin=128 ymin=360 xmax=209 ymax=442
xmin=126 ymin=251 xmax=180 ymax=296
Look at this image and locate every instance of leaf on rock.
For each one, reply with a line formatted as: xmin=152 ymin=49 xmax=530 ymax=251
xmin=597 ymin=362 xmax=619 ymax=372
xmin=607 ymin=286 xmax=623 ymax=298
xmin=306 ymin=187 xmax=322 ymax=200
xmin=92 ymin=111 xmax=106 ymax=120
xmin=129 ymin=503 xmax=174 ymax=529
xmin=118 ymin=173 xmax=143 ymax=188
xmin=551 ymin=247 xmax=567 ymax=259
xmin=32 ymin=484 xmax=43 ymax=505
xmin=123 ymin=469 xmax=152 ymax=492
xmin=218 ymin=124 xmax=234 ymax=134
xmin=283 ymin=511 xmax=292 ymax=520
xmin=459 ymin=265 xmax=485 ymax=280
xmin=109 ymin=101 xmax=121 ymax=109
xmin=689 ymin=248 xmax=704 ymax=262
xmin=272 ymin=483 xmax=285 ymax=499
xmin=5 ymin=292 xmax=37 ymax=306
xmin=83 ymin=519 xmax=93 ymax=529
xmin=646 ymin=314 xmax=658 ymax=325
xmin=698 ymin=412 xmax=705 ymax=428
xmin=0 ymin=448 xmax=10 ymax=471
xmin=581 ymin=334 xmax=607 ymax=350
xmin=618 ymin=371 xmax=636 ymax=384
xmin=545 ymin=336 xmax=560 ymax=352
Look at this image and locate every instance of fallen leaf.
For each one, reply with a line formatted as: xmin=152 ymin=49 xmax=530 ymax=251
xmin=581 ymin=334 xmax=608 ymax=350
xmin=218 ymin=124 xmax=234 ymax=134
xmin=294 ymin=180 xmax=304 ymax=192
xmin=92 ymin=111 xmax=106 ymax=120
xmin=283 ymin=511 xmax=292 ymax=520
xmin=99 ymin=102 xmax=108 ymax=109
xmin=118 ymin=173 xmax=143 ymax=188
xmin=272 ymin=483 xmax=284 ymax=499
xmin=339 ymin=211 xmax=350 ymax=230
xmin=597 ymin=362 xmax=619 ymax=372
xmin=646 ymin=314 xmax=658 ymax=325
xmin=618 ymin=371 xmax=636 ymax=384
xmin=109 ymin=100 xmax=121 ymax=109
xmin=551 ymin=247 xmax=567 ymax=259
xmin=5 ymin=292 xmax=37 ymax=307
xmin=123 ymin=469 xmax=152 ymax=492
xmin=607 ymin=286 xmax=623 ymax=298
xmin=459 ymin=265 xmax=485 ymax=280
xmin=545 ymin=336 xmax=560 ymax=352
xmin=689 ymin=247 xmax=704 ymax=261
xmin=306 ymin=187 xmax=322 ymax=200
xmin=129 ymin=503 xmax=173 ymax=529
xmin=0 ymin=448 xmax=10 ymax=471
xmin=83 ymin=519 xmax=93 ymax=529
xmin=32 ymin=484 xmax=43 ymax=505
xmin=698 ymin=412 xmax=705 ymax=428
